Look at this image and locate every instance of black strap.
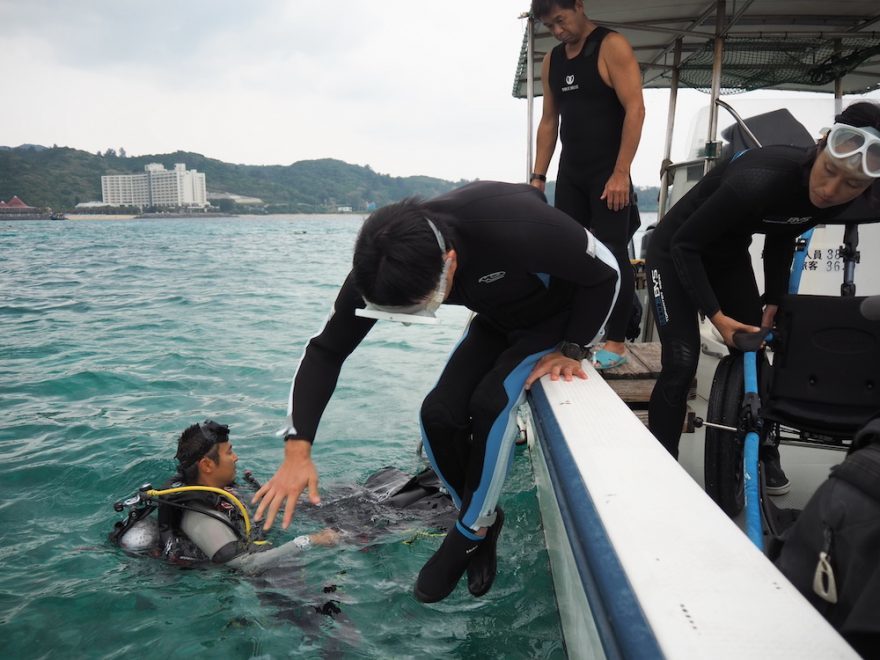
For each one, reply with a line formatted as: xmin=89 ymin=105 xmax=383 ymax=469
xmin=831 ymin=444 xmax=880 ymax=503
xmin=851 ymin=416 xmax=880 ymax=452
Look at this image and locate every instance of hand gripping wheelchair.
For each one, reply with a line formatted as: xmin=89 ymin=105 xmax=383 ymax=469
xmin=700 ymin=223 xmax=880 ymax=548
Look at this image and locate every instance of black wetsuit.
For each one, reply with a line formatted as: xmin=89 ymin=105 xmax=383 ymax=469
xmin=548 ymin=26 xmax=640 ymax=343
xmin=646 ymin=145 xmax=861 ymax=456
xmin=283 ymin=181 xmax=619 ymax=532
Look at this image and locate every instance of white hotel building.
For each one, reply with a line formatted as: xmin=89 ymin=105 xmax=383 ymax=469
xmin=102 ymin=163 xmax=208 ymax=208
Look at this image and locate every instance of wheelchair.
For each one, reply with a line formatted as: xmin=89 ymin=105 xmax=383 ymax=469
xmin=702 ymin=224 xmax=880 ymax=528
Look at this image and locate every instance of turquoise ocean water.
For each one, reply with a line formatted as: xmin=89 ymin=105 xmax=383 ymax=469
xmin=0 ymin=216 xmax=564 ymax=658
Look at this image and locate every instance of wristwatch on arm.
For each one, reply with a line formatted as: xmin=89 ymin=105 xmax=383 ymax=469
xmin=558 ymin=341 xmax=588 ymax=361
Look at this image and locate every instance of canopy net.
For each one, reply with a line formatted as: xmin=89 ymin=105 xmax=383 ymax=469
xmin=672 ymin=35 xmax=880 ymax=94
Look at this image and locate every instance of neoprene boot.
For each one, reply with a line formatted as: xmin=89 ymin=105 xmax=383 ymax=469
xmin=413 ymin=522 xmax=480 ymax=603
xmin=467 ymin=507 xmax=504 ymax=597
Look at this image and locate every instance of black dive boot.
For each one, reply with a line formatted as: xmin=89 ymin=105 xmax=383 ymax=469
xmin=414 ymin=523 xmax=481 ymax=603
xmin=467 ymin=507 xmax=504 ymax=597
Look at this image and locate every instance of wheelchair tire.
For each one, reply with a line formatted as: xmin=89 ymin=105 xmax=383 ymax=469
xmin=704 ymin=354 xmax=745 ymax=517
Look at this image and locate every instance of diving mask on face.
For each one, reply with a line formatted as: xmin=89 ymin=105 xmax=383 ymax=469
xmin=822 ymin=124 xmax=880 ymax=178
xmin=355 ymin=218 xmax=451 ymax=326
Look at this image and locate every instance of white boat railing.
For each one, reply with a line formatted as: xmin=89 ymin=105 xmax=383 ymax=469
xmin=525 ymin=362 xmax=858 ymax=660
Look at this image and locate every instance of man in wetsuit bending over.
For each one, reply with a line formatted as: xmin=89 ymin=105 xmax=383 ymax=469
xmin=252 ymin=181 xmax=620 ymax=603
xmin=530 ymin=0 xmax=645 ymax=370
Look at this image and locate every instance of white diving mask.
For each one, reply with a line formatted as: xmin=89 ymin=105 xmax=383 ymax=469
xmin=822 ymin=123 xmax=880 ymax=178
xmin=355 ymin=218 xmax=451 ymax=326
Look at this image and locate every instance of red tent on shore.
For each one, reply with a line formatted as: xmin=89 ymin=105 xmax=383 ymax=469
xmin=4 ymin=195 xmax=34 ymax=208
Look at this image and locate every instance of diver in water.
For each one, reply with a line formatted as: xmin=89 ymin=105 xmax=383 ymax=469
xmin=110 ymin=420 xmax=456 ymax=571
xmin=110 ymin=421 xmax=337 ymax=568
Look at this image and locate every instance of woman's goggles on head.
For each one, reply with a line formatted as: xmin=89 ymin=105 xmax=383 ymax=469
xmin=356 ymin=218 xmax=450 ymax=326
xmin=823 ymin=124 xmax=880 ymax=178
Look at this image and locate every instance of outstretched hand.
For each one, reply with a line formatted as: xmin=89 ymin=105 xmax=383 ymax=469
xmin=524 ymin=351 xmax=588 ymax=390
xmin=251 ymin=439 xmax=320 ymax=531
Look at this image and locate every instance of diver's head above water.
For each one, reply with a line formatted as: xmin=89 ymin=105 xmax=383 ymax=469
xmin=174 ymin=420 xmax=238 ymax=488
xmin=352 ymin=199 xmax=458 ymax=325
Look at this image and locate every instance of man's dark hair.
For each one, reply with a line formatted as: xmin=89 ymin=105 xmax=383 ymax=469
xmin=175 ymin=422 xmax=227 ymax=484
xmin=352 ymin=198 xmax=448 ymax=307
xmin=531 ymin=0 xmax=577 ymax=19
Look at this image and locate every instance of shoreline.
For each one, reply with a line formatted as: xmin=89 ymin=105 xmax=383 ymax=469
xmin=64 ymin=214 xmax=137 ymax=220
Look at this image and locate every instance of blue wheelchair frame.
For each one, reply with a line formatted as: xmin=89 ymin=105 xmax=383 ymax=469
xmin=701 ymin=223 xmax=866 ymax=550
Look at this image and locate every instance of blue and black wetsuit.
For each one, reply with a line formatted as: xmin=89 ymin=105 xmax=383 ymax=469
xmin=646 ymin=145 xmax=862 ymax=456
xmin=284 ymin=181 xmax=619 ymax=533
xmin=548 ymin=26 xmax=640 ymax=344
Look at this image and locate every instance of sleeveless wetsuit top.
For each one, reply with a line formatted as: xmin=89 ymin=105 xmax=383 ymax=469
xmin=548 ymin=26 xmax=624 ymax=174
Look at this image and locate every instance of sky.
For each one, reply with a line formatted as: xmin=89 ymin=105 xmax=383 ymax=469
xmin=2 ymin=0 xmax=878 ymax=189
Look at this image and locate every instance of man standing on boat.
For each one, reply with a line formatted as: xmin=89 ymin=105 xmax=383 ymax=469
xmin=530 ymin=0 xmax=645 ymax=370
xmin=252 ymin=180 xmax=620 ymax=603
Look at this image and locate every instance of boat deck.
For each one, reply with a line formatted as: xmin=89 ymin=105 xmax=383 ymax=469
xmin=599 ymin=342 xmax=696 ymax=432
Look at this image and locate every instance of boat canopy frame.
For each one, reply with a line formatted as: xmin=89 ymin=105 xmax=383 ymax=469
xmin=514 ymin=0 xmax=880 ymax=212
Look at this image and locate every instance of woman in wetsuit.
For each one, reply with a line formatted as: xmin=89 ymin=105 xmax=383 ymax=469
xmin=647 ymin=102 xmax=880 ymax=470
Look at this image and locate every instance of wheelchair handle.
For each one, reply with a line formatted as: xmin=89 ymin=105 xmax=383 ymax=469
xmin=732 ymin=327 xmax=771 ymax=353
xmin=861 ymin=295 xmax=880 ymax=321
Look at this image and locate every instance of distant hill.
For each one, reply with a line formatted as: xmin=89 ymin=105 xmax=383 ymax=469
xmin=0 ymin=146 xmax=469 ymax=213
xmin=0 ymin=144 xmax=660 ymax=213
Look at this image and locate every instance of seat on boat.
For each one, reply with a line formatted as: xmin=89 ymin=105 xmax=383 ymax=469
xmin=720 ymin=107 xmax=816 ymax=155
xmin=759 ymin=294 xmax=880 ymax=441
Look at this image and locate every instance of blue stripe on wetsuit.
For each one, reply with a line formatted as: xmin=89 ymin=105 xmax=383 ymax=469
xmin=464 ymin=347 xmax=553 ymax=530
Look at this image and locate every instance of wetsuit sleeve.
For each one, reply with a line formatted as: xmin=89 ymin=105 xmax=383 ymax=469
xmin=230 ymin=539 xmax=307 ymax=572
xmin=502 ymin=211 xmax=620 ymax=346
xmin=180 ymin=508 xmax=241 ymax=563
xmin=762 ymin=233 xmax=797 ymax=305
xmin=669 ymin=172 xmax=779 ymax=318
xmin=285 ymin=272 xmax=376 ymax=443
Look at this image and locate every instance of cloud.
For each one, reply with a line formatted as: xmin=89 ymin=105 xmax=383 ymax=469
xmin=0 ymin=0 xmax=530 ymax=182
xmin=7 ymin=1 xmax=874 ymax=186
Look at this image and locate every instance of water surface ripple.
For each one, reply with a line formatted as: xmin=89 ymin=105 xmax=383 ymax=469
xmin=0 ymin=216 xmax=563 ymax=659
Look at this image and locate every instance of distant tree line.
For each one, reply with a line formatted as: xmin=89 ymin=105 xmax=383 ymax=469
xmin=0 ymin=146 xmax=466 ymax=213
xmin=0 ymin=144 xmax=661 ymax=214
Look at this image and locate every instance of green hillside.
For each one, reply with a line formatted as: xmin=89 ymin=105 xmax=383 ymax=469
xmin=0 ymin=145 xmax=660 ymax=213
xmin=0 ymin=146 xmax=467 ymax=213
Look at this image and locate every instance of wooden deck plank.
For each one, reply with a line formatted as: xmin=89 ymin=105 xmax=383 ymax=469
xmin=596 ymin=342 xmax=662 ymax=379
xmin=605 ymin=378 xmax=696 ymax=403
xmin=597 ymin=341 xmax=695 ymax=432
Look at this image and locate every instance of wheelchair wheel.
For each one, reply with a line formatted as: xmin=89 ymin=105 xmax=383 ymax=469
xmin=704 ymin=354 xmax=744 ymax=517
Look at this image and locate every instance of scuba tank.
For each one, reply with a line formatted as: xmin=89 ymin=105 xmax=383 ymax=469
xmin=109 ymin=472 xmax=267 ymax=564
